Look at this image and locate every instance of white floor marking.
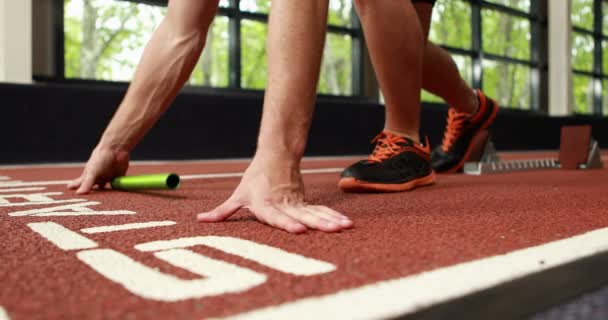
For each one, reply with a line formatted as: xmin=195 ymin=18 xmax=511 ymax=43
xmin=222 ymin=227 xmax=608 ymax=320
xmin=28 ymin=222 xmax=98 ymax=251
xmin=0 ymin=192 xmax=86 ymax=208
xmin=9 ymin=201 xmax=136 ymax=217
xmin=0 ymin=192 xmax=62 ymax=204
xmin=77 ymin=248 xmax=266 ymax=302
xmin=0 ymin=168 xmax=344 ymax=188
xmin=81 ymin=221 xmax=177 ymax=234
xmin=0 ymin=180 xmax=71 ymax=187
xmin=135 ymin=236 xmax=335 ymax=276
xmin=180 ymin=168 xmax=343 ymax=180
xmin=0 ymin=306 xmax=9 ymax=320
xmin=0 ymin=187 xmax=45 ymax=193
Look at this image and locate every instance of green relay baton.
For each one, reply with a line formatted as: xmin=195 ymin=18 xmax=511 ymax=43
xmin=111 ymin=173 xmax=181 ymax=190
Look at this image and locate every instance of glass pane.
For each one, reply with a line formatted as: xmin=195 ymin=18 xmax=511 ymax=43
xmin=604 ymin=1 xmax=608 ymax=35
xmin=572 ymin=32 xmax=594 ymax=71
xmin=572 ymin=75 xmax=594 ymax=114
xmin=328 ymin=0 xmax=352 ymax=27
xmin=318 ymin=33 xmax=352 ymax=95
xmin=482 ymin=60 xmax=530 ymax=109
xmin=571 ymin=0 xmax=594 ymax=30
xmin=604 ymin=80 xmax=608 ymax=116
xmin=482 ymin=9 xmax=530 ymax=60
xmin=188 ymin=17 xmax=229 ymax=87
xmin=429 ymin=0 xmax=471 ymax=49
xmin=485 ymin=0 xmax=529 ymax=12
xmin=422 ymin=54 xmax=472 ymax=102
xmin=604 ymin=40 xmax=608 ymax=74
xmin=64 ymin=0 xmax=166 ymax=81
xmin=239 ymin=0 xmax=270 ymax=14
xmin=220 ymin=0 xmax=230 ymax=8
xmin=241 ymin=19 xmax=268 ymax=89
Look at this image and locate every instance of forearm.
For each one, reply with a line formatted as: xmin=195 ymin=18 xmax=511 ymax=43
xmin=256 ymin=0 xmax=329 ymax=161
xmin=99 ymin=1 xmax=217 ymax=152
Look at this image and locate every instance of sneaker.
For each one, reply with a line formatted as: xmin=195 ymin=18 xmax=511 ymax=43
xmin=338 ymin=131 xmax=436 ymax=193
xmin=431 ymin=90 xmax=499 ymax=173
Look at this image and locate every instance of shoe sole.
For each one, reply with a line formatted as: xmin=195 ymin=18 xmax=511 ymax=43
xmin=442 ymin=98 xmax=500 ymax=174
xmin=337 ymin=171 xmax=436 ymax=193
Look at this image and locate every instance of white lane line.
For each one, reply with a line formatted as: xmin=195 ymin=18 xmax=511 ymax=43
xmin=81 ymin=221 xmax=177 ymax=234
xmin=0 ymin=180 xmax=71 ymax=187
xmin=0 ymin=168 xmax=344 ymax=187
xmin=223 ymin=227 xmax=608 ymax=320
xmin=28 ymin=222 xmax=98 ymax=251
xmin=0 ymin=176 xmax=9 ymax=181
xmin=180 ymin=168 xmax=342 ymax=180
xmin=135 ymin=236 xmax=335 ymax=276
xmin=0 ymin=306 xmax=9 ymax=320
xmin=0 ymin=187 xmax=46 ymax=193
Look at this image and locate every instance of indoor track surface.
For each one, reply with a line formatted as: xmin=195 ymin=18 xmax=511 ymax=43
xmin=2 ymin=153 xmax=608 ymax=320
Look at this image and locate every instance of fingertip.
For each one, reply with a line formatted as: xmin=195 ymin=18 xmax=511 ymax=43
xmin=196 ymin=212 xmax=214 ymax=222
xmin=75 ymin=187 xmax=90 ymax=195
xmin=340 ymin=219 xmax=354 ymax=228
xmin=287 ymin=223 xmax=307 ymax=234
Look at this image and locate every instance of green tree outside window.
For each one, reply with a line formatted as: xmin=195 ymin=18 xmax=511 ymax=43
xmin=572 ymin=75 xmax=593 ymax=114
xmin=482 ymin=9 xmax=531 ymax=60
xmin=572 ymin=32 xmax=594 ymax=71
xmin=483 ymin=60 xmax=530 ymax=109
xmin=572 ymin=0 xmax=594 ymax=30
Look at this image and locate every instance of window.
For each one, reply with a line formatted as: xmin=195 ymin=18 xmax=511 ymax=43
xmin=424 ymin=0 xmax=541 ymax=110
xmin=62 ymin=0 xmax=361 ymax=96
xmin=571 ymin=0 xmax=606 ymax=115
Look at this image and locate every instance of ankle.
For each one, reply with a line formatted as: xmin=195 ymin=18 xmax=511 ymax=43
xmin=451 ymin=89 xmax=478 ymax=115
xmin=383 ymin=128 xmax=420 ymax=143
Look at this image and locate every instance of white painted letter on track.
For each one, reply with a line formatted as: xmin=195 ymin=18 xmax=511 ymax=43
xmin=0 ymin=192 xmax=85 ymax=208
xmin=135 ymin=236 xmax=336 ymax=276
xmin=9 ymin=201 xmax=136 ymax=217
xmin=77 ymin=248 xmax=266 ymax=302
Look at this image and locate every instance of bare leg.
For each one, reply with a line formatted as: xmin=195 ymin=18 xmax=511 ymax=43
xmin=69 ymin=0 xmax=219 ymax=194
xmin=414 ymin=2 xmax=477 ymax=114
xmin=198 ymin=0 xmax=353 ymax=233
xmin=354 ymin=0 xmax=424 ymax=142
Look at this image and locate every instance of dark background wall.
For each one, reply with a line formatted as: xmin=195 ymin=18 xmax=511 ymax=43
xmin=1 ymin=83 xmax=607 ymax=164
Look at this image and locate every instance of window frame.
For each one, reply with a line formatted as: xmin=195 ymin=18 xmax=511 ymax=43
xmin=571 ymin=0 xmax=606 ymax=116
xmin=43 ymin=0 xmax=365 ymax=97
xmin=428 ymin=0 xmax=546 ymax=111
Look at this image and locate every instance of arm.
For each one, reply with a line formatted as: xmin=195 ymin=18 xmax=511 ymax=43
xmin=69 ymin=0 xmax=219 ymax=194
xmin=197 ymin=0 xmax=354 ymax=233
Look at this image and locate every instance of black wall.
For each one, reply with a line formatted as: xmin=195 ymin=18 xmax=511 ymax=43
xmin=1 ymin=83 xmax=607 ymax=164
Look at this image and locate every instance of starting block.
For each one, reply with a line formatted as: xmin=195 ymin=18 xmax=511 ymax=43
xmin=463 ymin=125 xmax=603 ymax=175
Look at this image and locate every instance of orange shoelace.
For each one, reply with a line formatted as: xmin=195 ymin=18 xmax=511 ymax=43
xmin=367 ymin=132 xmax=408 ymax=163
xmin=441 ymin=109 xmax=469 ymax=152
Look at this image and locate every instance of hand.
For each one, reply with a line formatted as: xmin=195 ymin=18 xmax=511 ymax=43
xmin=67 ymin=147 xmax=130 ymax=194
xmin=197 ymin=156 xmax=353 ymax=233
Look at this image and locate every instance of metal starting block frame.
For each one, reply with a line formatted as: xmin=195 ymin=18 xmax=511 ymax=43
xmin=463 ymin=126 xmax=603 ymax=175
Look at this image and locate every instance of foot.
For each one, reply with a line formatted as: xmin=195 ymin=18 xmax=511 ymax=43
xmin=431 ymin=90 xmax=499 ymax=173
xmin=338 ymin=131 xmax=436 ymax=193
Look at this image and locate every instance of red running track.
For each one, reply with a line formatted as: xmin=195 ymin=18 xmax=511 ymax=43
xmin=1 ymin=154 xmax=608 ymax=319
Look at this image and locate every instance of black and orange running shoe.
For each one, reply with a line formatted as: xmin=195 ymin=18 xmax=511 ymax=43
xmin=431 ymin=90 xmax=499 ymax=173
xmin=338 ymin=132 xmax=436 ymax=193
